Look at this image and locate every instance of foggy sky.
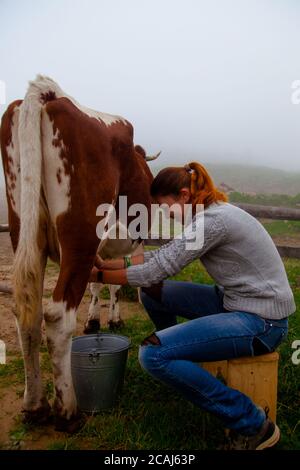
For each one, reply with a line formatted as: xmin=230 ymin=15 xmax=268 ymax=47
xmin=1 ymin=0 xmax=300 ymax=177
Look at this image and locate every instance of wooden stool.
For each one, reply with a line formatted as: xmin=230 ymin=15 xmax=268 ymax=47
xmin=201 ymin=352 xmax=279 ymax=422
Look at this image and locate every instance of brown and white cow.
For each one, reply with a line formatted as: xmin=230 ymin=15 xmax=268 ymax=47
xmin=0 ymin=75 xmax=158 ymax=432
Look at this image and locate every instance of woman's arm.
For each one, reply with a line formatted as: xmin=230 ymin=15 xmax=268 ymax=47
xmin=90 ymin=213 xmax=228 ymax=288
xmin=89 ymin=232 xmax=199 ymax=287
xmin=95 ymin=253 xmax=145 ymax=270
xmin=126 ymin=212 xmax=228 ymax=287
xmin=90 ymin=266 xmax=128 ymax=285
xmin=90 ymin=249 xmax=155 ymax=285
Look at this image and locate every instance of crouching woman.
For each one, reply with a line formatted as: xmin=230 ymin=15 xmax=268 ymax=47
xmin=89 ymin=162 xmax=295 ymax=450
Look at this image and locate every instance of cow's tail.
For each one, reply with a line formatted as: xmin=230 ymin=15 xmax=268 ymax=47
xmin=13 ymin=76 xmax=62 ymax=327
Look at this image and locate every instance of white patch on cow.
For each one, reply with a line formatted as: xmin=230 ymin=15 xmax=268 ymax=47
xmin=87 ymin=282 xmax=102 ymax=323
xmin=73 ymin=102 xmax=127 ymax=127
xmin=15 ymin=316 xmax=47 ymax=410
xmin=5 ymin=106 xmax=21 ymax=216
xmin=86 ymin=283 xmax=122 ymax=326
xmin=44 ymin=300 xmax=77 ymax=418
xmin=41 ymin=112 xmax=71 ymax=223
xmin=108 ymin=285 xmax=121 ymax=322
xmin=31 ymin=75 xmax=127 ymax=127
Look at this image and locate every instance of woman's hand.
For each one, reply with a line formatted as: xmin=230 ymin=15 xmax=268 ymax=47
xmin=92 ymin=252 xmax=145 ymax=272
xmin=94 ymin=255 xmax=104 ymax=269
xmin=89 ymin=266 xmax=128 ymax=286
xmin=89 ymin=267 xmax=102 ymax=283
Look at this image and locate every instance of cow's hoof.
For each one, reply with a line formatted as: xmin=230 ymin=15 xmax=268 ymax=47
xmin=83 ymin=319 xmax=100 ymax=334
xmin=22 ymin=401 xmax=52 ymax=425
xmin=108 ymin=319 xmax=125 ymax=330
xmin=54 ymin=412 xmax=86 ymax=434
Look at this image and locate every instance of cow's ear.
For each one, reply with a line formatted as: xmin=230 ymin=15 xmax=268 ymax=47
xmin=134 ymin=145 xmax=146 ymax=159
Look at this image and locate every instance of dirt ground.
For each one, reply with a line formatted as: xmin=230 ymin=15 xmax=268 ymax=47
xmin=0 ymin=232 xmax=145 ymax=449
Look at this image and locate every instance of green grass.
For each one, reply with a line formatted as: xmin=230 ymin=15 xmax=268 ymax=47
xmin=48 ymin=316 xmax=224 ymax=450
xmin=0 ymin=357 xmax=24 ymax=386
xmin=77 ymin=258 xmax=300 ymax=450
xmin=9 ymin=422 xmax=32 ymax=443
xmin=47 ymin=440 xmax=81 ymax=450
xmin=229 ymin=191 xmax=300 ymax=208
xmin=2 ymin=249 xmax=299 ymax=450
xmin=260 ymin=220 xmax=300 ymax=238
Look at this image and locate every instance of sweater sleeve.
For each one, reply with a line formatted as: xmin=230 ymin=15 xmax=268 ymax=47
xmin=127 ymin=212 xmax=227 ymax=287
xmin=142 ymin=238 xmax=176 ymax=263
xmin=143 ymin=249 xmax=156 ymax=262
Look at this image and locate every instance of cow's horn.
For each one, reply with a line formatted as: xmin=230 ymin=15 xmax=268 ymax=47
xmin=145 ymin=151 xmax=161 ymax=161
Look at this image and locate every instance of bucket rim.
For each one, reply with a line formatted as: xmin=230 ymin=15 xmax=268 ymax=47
xmin=71 ymin=332 xmax=131 ymax=355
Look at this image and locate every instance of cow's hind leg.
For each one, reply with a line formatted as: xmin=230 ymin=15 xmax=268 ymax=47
xmin=84 ymin=282 xmax=101 ymax=334
xmin=15 ymin=254 xmax=51 ymax=424
xmin=44 ymin=300 xmax=80 ymax=432
xmin=44 ymin=258 xmax=94 ymax=433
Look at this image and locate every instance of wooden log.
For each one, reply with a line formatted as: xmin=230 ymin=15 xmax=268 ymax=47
xmin=276 ymin=245 xmax=300 ymax=259
xmin=0 ymin=224 xmax=9 ymax=233
xmin=0 ymin=283 xmax=13 ymax=294
xmin=145 ymin=238 xmax=300 ymax=259
xmin=233 ymin=203 xmax=300 ymax=221
xmin=201 ymin=352 xmax=279 ymax=422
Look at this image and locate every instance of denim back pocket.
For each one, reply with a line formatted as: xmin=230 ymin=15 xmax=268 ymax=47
xmin=254 ymin=320 xmax=288 ymax=354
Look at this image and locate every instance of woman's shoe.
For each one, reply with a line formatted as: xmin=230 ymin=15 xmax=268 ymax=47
xmin=223 ymin=407 xmax=280 ymax=450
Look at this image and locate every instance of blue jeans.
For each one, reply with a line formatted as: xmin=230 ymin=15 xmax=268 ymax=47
xmin=139 ymin=281 xmax=288 ymax=436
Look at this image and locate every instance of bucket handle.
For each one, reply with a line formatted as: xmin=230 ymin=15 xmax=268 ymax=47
xmin=89 ymin=351 xmax=101 ymax=364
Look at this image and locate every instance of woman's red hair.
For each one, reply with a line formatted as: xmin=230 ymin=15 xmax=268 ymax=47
xmin=150 ymin=161 xmax=228 ymax=209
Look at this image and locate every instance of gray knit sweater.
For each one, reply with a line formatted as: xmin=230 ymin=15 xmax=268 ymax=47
xmin=126 ymin=202 xmax=296 ymax=320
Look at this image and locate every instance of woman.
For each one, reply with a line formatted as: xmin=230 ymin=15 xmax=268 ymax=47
xmin=89 ymin=162 xmax=295 ymax=450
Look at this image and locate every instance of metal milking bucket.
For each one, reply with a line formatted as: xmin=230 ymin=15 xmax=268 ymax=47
xmin=71 ymin=333 xmax=131 ymax=412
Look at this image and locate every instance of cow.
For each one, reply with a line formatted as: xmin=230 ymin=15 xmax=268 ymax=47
xmin=0 ymin=75 xmax=159 ymax=432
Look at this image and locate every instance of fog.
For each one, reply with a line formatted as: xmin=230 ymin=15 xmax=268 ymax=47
xmin=1 ymin=0 xmax=300 ymax=179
